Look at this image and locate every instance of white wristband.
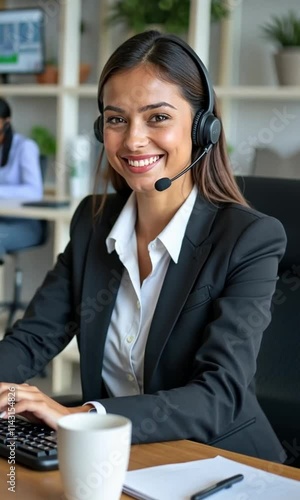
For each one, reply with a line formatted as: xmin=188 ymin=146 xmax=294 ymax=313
xmin=83 ymin=401 xmax=107 ymax=414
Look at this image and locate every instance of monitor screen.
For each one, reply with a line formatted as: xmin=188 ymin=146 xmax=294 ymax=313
xmin=0 ymin=8 xmax=45 ymax=75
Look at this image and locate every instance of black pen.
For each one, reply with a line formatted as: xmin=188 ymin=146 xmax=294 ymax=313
xmin=190 ymin=473 xmax=244 ymax=500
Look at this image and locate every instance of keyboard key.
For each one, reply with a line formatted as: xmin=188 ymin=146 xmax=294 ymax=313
xmin=17 ymin=444 xmax=47 ymax=457
xmin=0 ymin=417 xmax=58 ymax=470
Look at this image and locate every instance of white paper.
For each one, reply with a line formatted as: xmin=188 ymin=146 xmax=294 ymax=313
xmin=123 ymin=455 xmax=300 ymax=500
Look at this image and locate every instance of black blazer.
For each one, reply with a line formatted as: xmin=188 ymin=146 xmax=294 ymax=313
xmin=0 ymin=191 xmax=287 ymax=462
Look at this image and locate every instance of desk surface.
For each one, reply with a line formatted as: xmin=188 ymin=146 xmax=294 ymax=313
xmin=0 ymin=199 xmax=78 ymax=221
xmin=0 ymin=440 xmax=299 ymax=499
xmin=0 ymin=199 xmax=81 ymax=258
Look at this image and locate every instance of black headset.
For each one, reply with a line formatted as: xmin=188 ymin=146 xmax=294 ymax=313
xmin=94 ymin=34 xmax=221 ymax=148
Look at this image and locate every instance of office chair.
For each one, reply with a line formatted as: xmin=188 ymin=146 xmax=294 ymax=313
xmin=0 ymin=221 xmax=49 ymax=332
xmin=0 ymin=157 xmax=49 ymax=334
xmin=236 ymin=175 xmax=300 ymax=468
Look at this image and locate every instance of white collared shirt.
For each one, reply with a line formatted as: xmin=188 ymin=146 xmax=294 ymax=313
xmin=86 ymin=185 xmax=198 ymax=412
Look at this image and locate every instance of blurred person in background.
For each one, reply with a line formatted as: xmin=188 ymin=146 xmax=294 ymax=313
xmin=0 ymin=97 xmax=43 ymax=262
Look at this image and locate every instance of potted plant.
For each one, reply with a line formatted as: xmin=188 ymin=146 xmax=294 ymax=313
xmin=211 ymin=0 xmax=231 ymax=23
xmin=36 ymin=59 xmax=58 ymax=84
xmin=261 ymin=11 xmax=300 ymax=85
xmin=36 ymin=61 xmax=91 ymax=85
xmin=108 ymin=0 xmax=230 ymax=36
xmin=30 ymin=126 xmax=56 ymax=180
xmin=36 ymin=21 xmax=91 ymax=84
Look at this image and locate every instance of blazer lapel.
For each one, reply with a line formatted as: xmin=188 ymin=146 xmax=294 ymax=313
xmin=80 ymin=195 xmax=126 ymax=400
xmin=144 ymin=193 xmax=218 ymax=389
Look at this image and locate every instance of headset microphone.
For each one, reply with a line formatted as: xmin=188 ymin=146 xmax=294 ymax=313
xmin=154 ymin=145 xmax=211 ymax=192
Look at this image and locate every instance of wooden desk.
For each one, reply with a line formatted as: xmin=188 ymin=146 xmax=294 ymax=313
xmin=0 ymin=440 xmax=299 ymax=499
xmin=0 ymin=200 xmax=78 ymax=260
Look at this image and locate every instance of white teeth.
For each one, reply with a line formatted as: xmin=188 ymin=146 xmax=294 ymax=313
xmin=128 ymin=156 xmax=159 ymax=167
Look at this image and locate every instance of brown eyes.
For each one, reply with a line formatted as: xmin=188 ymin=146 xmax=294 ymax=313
xmin=105 ymin=114 xmax=169 ymax=125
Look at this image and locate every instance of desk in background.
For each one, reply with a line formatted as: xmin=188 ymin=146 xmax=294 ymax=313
xmin=0 ymin=440 xmax=299 ymax=499
xmin=0 ymin=200 xmax=78 ymax=260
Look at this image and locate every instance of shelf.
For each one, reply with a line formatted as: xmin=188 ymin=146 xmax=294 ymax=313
xmin=0 ymin=84 xmax=99 ymax=98
xmin=214 ymin=86 xmax=300 ymax=100
xmin=67 ymin=84 xmax=98 ymax=97
xmin=6 ymin=84 xmax=299 ymax=100
xmin=0 ymin=84 xmax=62 ymax=96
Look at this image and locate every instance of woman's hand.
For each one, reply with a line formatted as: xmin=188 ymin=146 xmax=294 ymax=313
xmin=0 ymin=382 xmax=93 ymax=429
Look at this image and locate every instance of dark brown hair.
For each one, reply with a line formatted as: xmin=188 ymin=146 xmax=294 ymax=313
xmin=0 ymin=97 xmax=13 ymax=167
xmin=94 ymin=30 xmax=247 ymax=210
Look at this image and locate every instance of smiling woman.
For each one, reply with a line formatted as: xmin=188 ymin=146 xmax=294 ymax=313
xmin=0 ymin=31 xmax=287 ymax=466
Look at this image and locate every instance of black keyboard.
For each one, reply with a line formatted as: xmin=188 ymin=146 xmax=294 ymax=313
xmin=0 ymin=417 xmax=58 ymax=471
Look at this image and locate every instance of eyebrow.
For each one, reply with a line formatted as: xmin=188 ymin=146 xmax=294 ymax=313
xmin=103 ymin=101 xmax=177 ymax=113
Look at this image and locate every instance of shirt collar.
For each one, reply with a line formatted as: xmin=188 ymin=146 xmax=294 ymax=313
xmin=106 ymin=185 xmax=198 ymax=263
xmin=106 ymin=192 xmax=136 ymax=255
xmin=157 ymin=185 xmax=197 ymax=263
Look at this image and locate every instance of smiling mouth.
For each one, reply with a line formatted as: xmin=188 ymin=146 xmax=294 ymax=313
xmin=125 ymin=155 xmax=162 ymax=167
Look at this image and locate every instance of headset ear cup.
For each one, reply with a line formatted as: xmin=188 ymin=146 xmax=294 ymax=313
xmin=192 ymin=111 xmax=221 ymax=147
xmin=202 ymin=114 xmax=221 ymax=145
xmin=191 ymin=110 xmax=204 ymax=147
xmin=94 ymin=115 xmax=104 ymax=143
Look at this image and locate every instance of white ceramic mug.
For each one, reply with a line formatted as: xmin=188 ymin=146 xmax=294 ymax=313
xmin=57 ymin=413 xmax=132 ymax=500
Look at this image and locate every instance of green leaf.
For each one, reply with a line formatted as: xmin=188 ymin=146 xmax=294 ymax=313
xmin=261 ymin=11 xmax=300 ymax=47
xmin=30 ymin=126 xmax=56 ymax=157
xmin=107 ymin=0 xmax=230 ymax=34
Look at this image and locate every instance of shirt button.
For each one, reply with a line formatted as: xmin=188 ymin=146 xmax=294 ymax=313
xmin=126 ymin=335 xmax=135 ymax=343
xmin=127 ymin=374 xmax=134 ymax=382
xmin=136 ymin=300 xmax=141 ymax=309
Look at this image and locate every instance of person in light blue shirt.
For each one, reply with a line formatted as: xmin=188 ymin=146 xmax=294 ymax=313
xmin=0 ymin=97 xmax=43 ymax=260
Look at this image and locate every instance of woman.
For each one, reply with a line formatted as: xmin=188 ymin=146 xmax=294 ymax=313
xmin=0 ymin=97 xmax=43 ymax=259
xmin=0 ymin=32 xmax=286 ymax=462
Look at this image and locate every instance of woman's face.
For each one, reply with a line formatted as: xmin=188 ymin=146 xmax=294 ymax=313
xmin=102 ymin=64 xmax=194 ymax=194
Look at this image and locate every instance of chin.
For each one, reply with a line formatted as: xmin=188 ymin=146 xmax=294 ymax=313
xmin=128 ymin=181 xmax=157 ymax=193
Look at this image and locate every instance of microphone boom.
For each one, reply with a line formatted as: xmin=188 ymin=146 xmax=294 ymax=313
xmin=154 ymin=145 xmax=211 ymax=192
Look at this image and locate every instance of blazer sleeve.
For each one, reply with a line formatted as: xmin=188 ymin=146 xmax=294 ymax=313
xmin=0 ymin=196 xmax=92 ymax=382
xmin=95 ymin=215 xmax=287 ymax=445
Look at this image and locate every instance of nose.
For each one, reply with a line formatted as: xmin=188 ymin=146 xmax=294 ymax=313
xmin=123 ymin=122 xmax=149 ymax=151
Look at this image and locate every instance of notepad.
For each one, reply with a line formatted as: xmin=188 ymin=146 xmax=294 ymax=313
xmin=123 ymin=455 xmax=300 ymax=500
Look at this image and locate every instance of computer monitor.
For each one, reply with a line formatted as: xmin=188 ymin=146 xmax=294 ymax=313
xmin=0 ymin=7 xmax=45 ymax=83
